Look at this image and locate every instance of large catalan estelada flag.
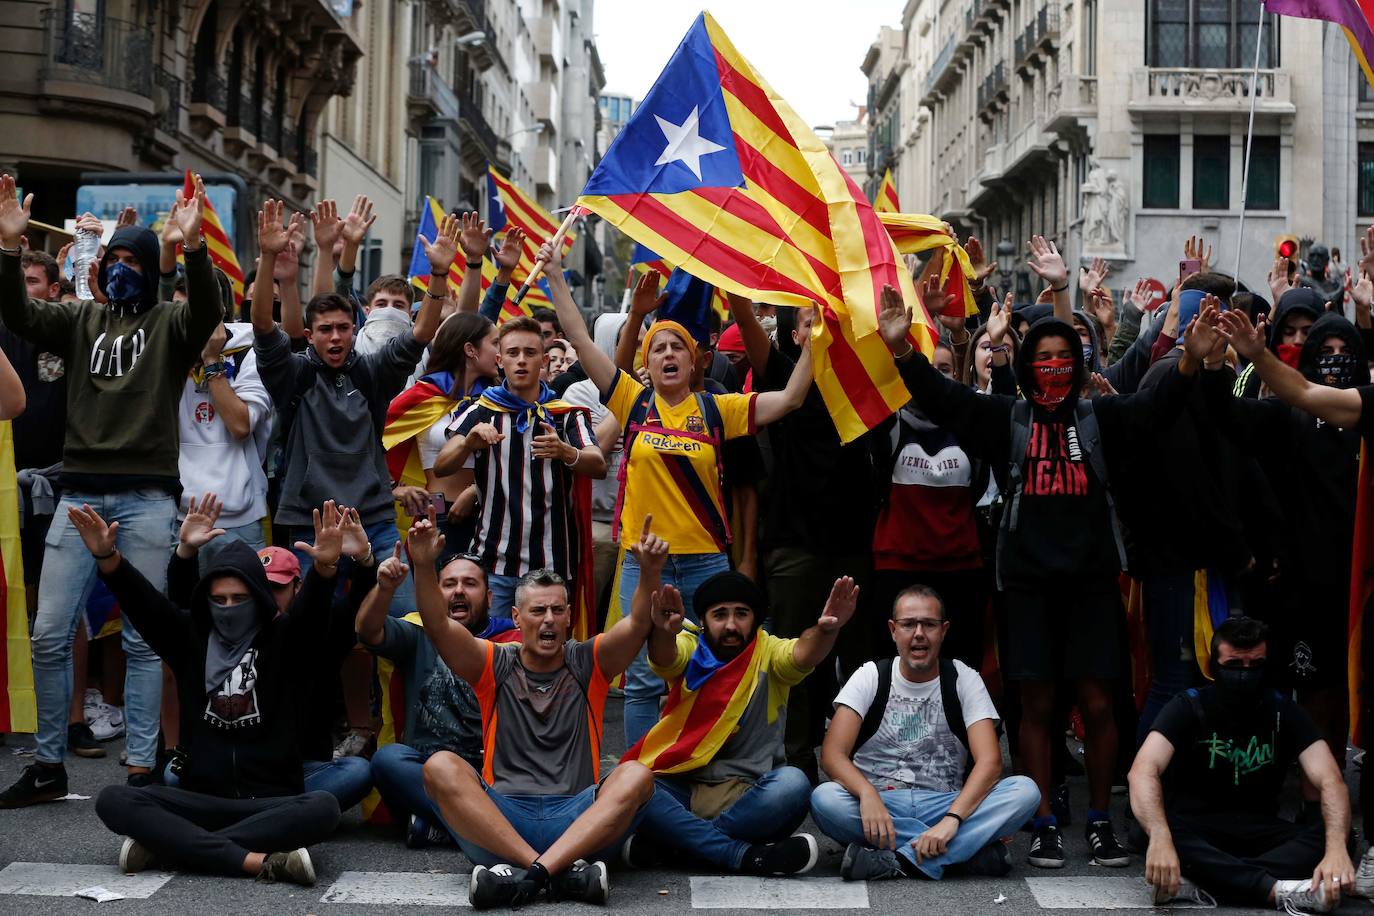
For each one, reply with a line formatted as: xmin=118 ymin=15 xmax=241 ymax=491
xmin=183 ymin=169 xmax=244 ymax=306
xmin=1265 ymin=0 xmax=1374 ymax=88
xmin=630 ymin=242 xmax=729 ymax=321
xmin=1350 ymin=443 xmax=1374 ymax=746
xmin=487 ymin=166 xmax=577 ymax=316
xmin=874 ymin=168 xmax=901 ymax=213
xmin=0 ymin=423 xmax=34 ymax=733
xmin=575 ymin=12 xmax=936 ymax=443
xmin=407 ymin=196 xmax=463 ymax=300
xmin=879 ymin=212 xmax=979 ymax=319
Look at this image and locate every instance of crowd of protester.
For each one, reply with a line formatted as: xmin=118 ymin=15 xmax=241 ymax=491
xmin=1 ymin=169 xmax=1374 ymax=912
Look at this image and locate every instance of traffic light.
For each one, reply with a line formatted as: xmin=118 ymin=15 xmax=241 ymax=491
xmin=1274 ymin=235 xmax=1298 ymax=261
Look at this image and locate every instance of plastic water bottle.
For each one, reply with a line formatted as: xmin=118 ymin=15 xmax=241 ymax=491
xmin=72 ymin=227 xmax=100 ymax=300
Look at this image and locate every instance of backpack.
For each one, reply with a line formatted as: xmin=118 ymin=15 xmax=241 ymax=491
xmin=851 ymin=658 xmax=996 ymax=778
xmin=996 ymin=398 xmax=1128 ymax=589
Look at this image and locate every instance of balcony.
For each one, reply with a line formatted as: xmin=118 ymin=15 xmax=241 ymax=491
xmin=534 ymin=13 xmax=561 ymax=66
xmin=189 ymin=67 xmax=227 ymax=133
xmin=459 ymin=96 xmax=502 ymax=173
xmin=978 ymin=62 xmax=1008 ymax=113
xmin=531 ymin=80 xmax=559 ymax=127
xmin=408 ymin=60 xmax=461 ymax=123
xmin=922 ymin=32 xmax=960 ymax=105
xmin=224 ymin=90 xmax=258 ymax=156
xmin=152 ymin=66 xmax=181 ymax=136
xmin=1128 ymin=67 xmax=1294 ymax=115
xmin=36 ymin=11 xmax=154 ymax=119
xmin=1046 ymin=73 xmax=1097 ymax=136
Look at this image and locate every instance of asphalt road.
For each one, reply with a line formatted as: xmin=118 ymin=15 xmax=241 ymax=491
xmin=0 ymin=698 xmax=1356 ymax=915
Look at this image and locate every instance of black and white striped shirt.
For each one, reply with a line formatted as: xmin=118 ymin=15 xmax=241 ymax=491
xmin=449 ymin=404 xmax=595 ymax=578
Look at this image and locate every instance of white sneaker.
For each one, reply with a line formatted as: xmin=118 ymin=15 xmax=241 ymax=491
xmin=332 ymin=731 xmax=369 ymax=759
xmin=89 ymin=704 xmax=125 ymax=741
xmin=1353 ymin=847 xmax=1374 ymax=899
xmin=1272 ymin=878 xmax=1333 ymax=915
xmin=1151 ymin=877 xmax=1217 ymax=907
xmin=83 ymin=688 xmax=103 ymax=717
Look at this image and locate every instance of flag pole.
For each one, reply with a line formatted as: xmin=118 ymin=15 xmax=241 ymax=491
xmin=1232 ymin=1 xmax=1268 ymax=287
xmin=513 ymin=209 xmax=579 ymax=306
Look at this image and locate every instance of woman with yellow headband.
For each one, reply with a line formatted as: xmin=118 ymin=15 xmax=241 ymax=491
xmin=540 ymin=241 xmax=815 ymax=743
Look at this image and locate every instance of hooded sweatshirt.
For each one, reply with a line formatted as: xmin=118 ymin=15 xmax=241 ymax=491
xmin=0 ymin=237 xmax=222 ymax=491
xmin=896 ymin=317 xmax=1198 ymax=588
xmin=1234 ymin=288 xmax=1322 ymax=398
xmin=99 ymin=539 xmax=336 ymax=797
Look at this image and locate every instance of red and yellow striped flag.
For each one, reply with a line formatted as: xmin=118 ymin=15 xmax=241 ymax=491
xmin=487 ymin=166 xmax=576 ymax=317
xmin=183 ymin=169 xmax=244 ymax=306
xmin=874 ymin=168 xmax=900 ymax=213
xmin=1350 ymin=442 xmax=1374 ymax=747
xmin=0 ymin=423 xmax=34 ymax=733
xmin=879 ymin=212 xmax=979 ymax=319
xmin=575 ymin=13 xmax=936 ymax=443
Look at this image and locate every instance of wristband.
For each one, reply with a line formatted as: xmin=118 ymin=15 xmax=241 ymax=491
xmin=988 ymin=344 xmax=1010 ymax=353
xmin=894 ymin=343 xmax=914 ymax=360
xmin=202 ymin=361 xmax=227 ymax=378
xmin=425 ymin=287 xmax=446 ymax=299
xmin=564 ymin=447 xmax=580 ymax=469
xmin=0 ymin=245 xmax=19 ymax=256
xmin=351 ymin=543 xmax=373 ymax=565
xmin=942 ymin=811 xmax=964 ymax=826
xmin=466 ymin=260 xmax=483 ymax=269
xmin=1051 ymin=282 xmax=1069 ymax=292
xmin=93 ymin=548 xmax=117 ymax=561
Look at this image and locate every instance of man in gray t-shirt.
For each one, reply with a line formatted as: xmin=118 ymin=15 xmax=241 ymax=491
xmin=408 ymin=509 xmax=660 ymax=909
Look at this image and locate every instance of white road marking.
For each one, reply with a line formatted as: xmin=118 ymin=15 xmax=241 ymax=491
xmin=689 ymin=876 xmax=869 ymax=909
xmin=319 ymin=870 xmax=471 ymax=906
xmin=0 ymin=862 xmax=174 ymax=899
xmin=1025 ymin=876 xmax=1202 ymax=908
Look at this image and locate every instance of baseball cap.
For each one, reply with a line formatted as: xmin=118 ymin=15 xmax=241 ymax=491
xmin=257 ymin=547 xmax=301 ymax=585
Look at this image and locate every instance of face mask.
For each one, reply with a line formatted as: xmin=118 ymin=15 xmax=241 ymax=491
xmin=1029 ymin=358 xmax=1075 ymax=408
xmin=1082 ymin=344 xmax=1095 ymax=366
xmin=210 ymin=598 xmax=257 ymax=643
xmin=1214 ymin=663 xmax=1265 ymax=708
xmin=1316 ymin=351 xmax=1359 ymax=388
xmin=104 ymin=261 xmax=146 ymax=305
xmin=1276 ymin=342 xmax=1303 ymax=369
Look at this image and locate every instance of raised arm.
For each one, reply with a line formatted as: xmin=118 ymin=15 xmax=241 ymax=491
xmin=1026 ymin=235 xmax=1070 ymax=324
xmin=1218 ymin=309 xmax=1363 ymax=429
xmin=0 ymin=175 xmax=79 ymax=351
xmin=309 ymin=199 xmax=341 ymax=299
xmin=356 ymin=544 xmax=409 ymax=647
xmin=413 ymin=212 xmax=460 ymax=344
xmin=726 ymin=292 xmax=773 ymax=375
xmin=595 ymin=515 xmax=660 ymax=676
xmin=409 ymin=506 xmax=488 ymax=682
xmin=753 ymin=311 xmax=814 ymax=427
xmin=540 ymin=240 xmax=616 ymax=394
xmin=1128 ymin=731 xmax=1181 ymax=899
xmin=455 ymin=212 xmax=491 ymax=317
xmin=791 ymin=576 xmax=858 ymax=669
xmin=275 ymin=225 xmax=305 ymax=340
xmin=615 ymin=273 xmax=665 ymax=372
xmin=253 ymin=199 xmax=292 ymax=336
xmin=476 ymin=228 xmax=523 ymax=322
xmin=338 ymin=194 xmax=376 ymax=278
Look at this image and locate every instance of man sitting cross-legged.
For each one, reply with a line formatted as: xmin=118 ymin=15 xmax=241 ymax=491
xmin=413 ymin=507 xmax=657 ymax=909
xmin=620 ymin=556 xmax=859 ymax=876
xmin=359 ymin=547 xmax=519 ymax=848
xmin=811 ymin=584 xmax=1040 ymax=881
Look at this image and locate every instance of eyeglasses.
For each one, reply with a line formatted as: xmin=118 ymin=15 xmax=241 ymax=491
xmin=894 ymin=618 xmax=946 ymax=633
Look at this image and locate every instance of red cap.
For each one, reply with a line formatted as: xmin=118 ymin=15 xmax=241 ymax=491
xmin=717 ymin=323 xmax=746 ymax=353
xmin=257 ymin=547 xmax=301 ymax=585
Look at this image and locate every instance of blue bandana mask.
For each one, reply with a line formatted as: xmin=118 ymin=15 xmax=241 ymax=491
xmin=104 ymin=261 xmax=146 ymax=305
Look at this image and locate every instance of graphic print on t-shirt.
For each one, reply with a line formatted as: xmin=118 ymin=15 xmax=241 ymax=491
xmin=1197 ymin=727 xmax=1277 ymax=786
xmin=204 ymin=649 xmax=261 ymax=728
xmin=1023 ymin=420 xmax=1088 ymax=496
xmin=863 ymin=691 xmax=965 ymax=793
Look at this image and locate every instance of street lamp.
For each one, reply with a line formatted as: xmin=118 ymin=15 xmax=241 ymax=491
xmin=995 ymin=238 xmax=1015 ymax=299
xmin=504 ymin=124 xmax=545 ymax=141
xmin=454 ymin=30 xmax=486 ymax=48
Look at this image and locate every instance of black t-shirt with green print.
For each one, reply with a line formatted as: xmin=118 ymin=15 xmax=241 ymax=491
xmin=1152 ymin=685 xmax=1322 ymax=816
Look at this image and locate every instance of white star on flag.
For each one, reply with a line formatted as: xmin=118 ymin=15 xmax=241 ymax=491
xmin=653 ymin=106 xmax=726 ymax=181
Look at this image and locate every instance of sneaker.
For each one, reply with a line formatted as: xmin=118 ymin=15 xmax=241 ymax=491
xmin=961 ymin=840 xmax=1012 ymax=877
xmin=405 ymin=814 xmax=453 ymax=849
xmin=0 ymin=763 xmax=68 ymax=808
xmin=127 ymin=771 xmax=156 ymax=788
xmin=118 ymin=838 xmax=156 ymax=874
xmin=839 ymin=843 xmax=907 ymax=881
xmin=1152 ymin=876 xmax=1217 ymax=908
xmin=1353 ymin=846 xmax=1374 ymax=899
xmin=742 ymin=834 xmax=820 ymax=876
xmin=257 ymin=848 xmax=316 ymax=886
xmin=468 ymin=864 xmax=543 ymax=910
xmin=333 ymin=730 xmax=371 ymax=759
xmin=89 ymin=704 xmax=125 ymax=741
xmin=1271 ymin=878 xmax=1333 ymax=914
xmin=620 ymin=832 xmax=666 ymax=869
xmin=1028 ymin=824 xmax=1066 ymax=869
xmin=549 ymin=860 xmax=609 ymax=905
xmin=1050 ymin=782 xmax=1072 ymax=826
xmin=67 ymin=722 xmax=106 ymax=759
xmin=1085 ymin=819 xmax=1130 ymax=867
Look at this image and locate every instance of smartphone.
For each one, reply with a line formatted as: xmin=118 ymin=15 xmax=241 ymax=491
xmin=1179 ymin=258 xmax=1201 ymax=282
xmin=429 ymin=492 xmax=448 ymax=519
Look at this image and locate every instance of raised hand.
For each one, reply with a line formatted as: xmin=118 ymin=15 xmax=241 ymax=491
xmin=1086 ymin=372 xmax=1118 ymax=397
xmin=921 ymin=274 xmax=960 ymax=328
xmin=257 ymin=199 xmax=291 ymax=256
xmin=459 ymin=212 xmax=492 ymax=263
xmin=630 ymin=271 xmax=666 ymax=318
xmin=180 ymin=493 xmax=227 ymax=551
xmin=1267 ymin=256 xmax=1292 ymax=304
xmin=651 ymin=584 xmax=685 ymax=636
xmin=174 ymin=174 xmax=207 ymax=249
xmin=161 ymin=204 xmax=184 ymax=248
xmin=1359 ymin=225 xmax=1374 ymax=280
xmin=964 ymin=236 xmax=996 ymax=283
xmin=339 ymin=507 xmax=371 ymax=561
xmin=464 ymin=422 xmax=504 ymax=453
xmin=1217 ymin=308 xmax=1267 ymax=361
xmin=68 ymin=503 xmax=119 ymax=559
xmin=817 ymin=576 xmax=859 ymax=633
xmin=1126 ymin=277 xmax=1152 ymax=312
xmin=1182 ymin=297 xmax=1224 ymax=362
xmin=1353 ymin=271 xmax=1374 ymax=316
xmin=987 ymin=292 xmax=1012 ymax=345
xmin=376 ymin=543 xmax=411 ymax=591
xmin=495 ymin=227 xmax=525 ymax=273
xmin=1088 ymin=286 xmax=1117 ymax=330
xmin=1079 ymin=256 xmax=1109 ymax=295
xmin=1184 ymin=235 xmax=1212 ymax=272
xmin=1026 ymin=235 xmax=1067 ymax=289
xmin=629 ymin=514 xmax=669 ymax=575
xmin=294 ymin=501 xmax=345 ymax=568
xmin=341 ymin=194 xmax=376 ymax=245
xmin=406 ymin=505 xmax=446 ymax=566
xmin=115 ymin=207 xmax=138 ymax=229
xmin=878 ymin=284 xmax=913 ymax=353
xmin=310 ymin=199 xmax=342 ymax=250
xmin=273 ymin=239 xmax=302 ymax=282
xmin=86 ymin=261 xmax=107 ymax=305
xmin=421 ymin=212 xmax=462 ymax=276
xmin=0 ymin=175 xmax=34 ymax=249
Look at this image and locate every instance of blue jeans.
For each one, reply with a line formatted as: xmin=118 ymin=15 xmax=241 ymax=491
xmin=292 ymin=518 xmax=412 ymax=617
xmin=810 ymin=776 xmax=1041 ymax=879
xmin=443 ymin=780 xmax=647 ymax=867
xmin=371 ymin=742 xmax=443 ymax=825
xmin=621 ymin=551 xmax=732 ymax=744
xmin=641 ymin=766 xmax=812 ymax=869
xmin=220 ymin=521 xmax=267 ymax=552
xmin=32 ymin=490 xmax=176 ymax=768
xmin=165 ymin=757 xmax=371 ymax=812
xmin=489 ymin=574 xmax=519 ymax=622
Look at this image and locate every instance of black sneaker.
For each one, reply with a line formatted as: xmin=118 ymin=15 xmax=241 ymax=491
xmin=549 ymin=860 xmax=608 ymax=905
xmin=67 ymin=722 xmax=106 ymax=759
xmin=1050 ymin=782 xmax=1072 ymax=826
xmin=1028 ymin=823 xmax=1066 ymax=868
xmin=839 ymin=843 xmax=907 ymax=881
xmin=126 ymin=771 xmax=156 ymax=788
xmin=0 ymin=763 xmax=67 ymax=808
xmin=469 ymin=864 xmax=543 ymax=910
xmin=960 ymin=840 xmax=1012 ymax=877
xmin=406 ymin=815 xmax=454 ymax=849
xmin=256 ymin=848 xmax=316 ymax=886
xmin=1085 ymin=819 xmax=1130 ymax=867
xmin=620 ymin=832 xmax=666 ymax=869
xmin=742 ymin=834 xmax=820 ymax=876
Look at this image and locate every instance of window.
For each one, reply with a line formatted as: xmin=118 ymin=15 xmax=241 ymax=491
xmin=1147 ymin=0 xmax=1277 ymax=68
xmin=842 ymin=149 xmax=853 ymax=165
xmin=1083 ymin=0 xmax=1098 ymax=75
xmin=858 ymin=149 xmax=867 ymax=164
xmin=1360 ymin=144 xmax=1374 ymax=217
xmin=1143 ymin=134 xmax=1180 ymax=209
xmin=1193 ymin=134 xmax=1230 ymax=209
xmin=1245 ymin=135 xmax=1279 ymax=210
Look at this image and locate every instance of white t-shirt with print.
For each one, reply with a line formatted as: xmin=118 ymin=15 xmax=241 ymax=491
xmin=834 ymin=657 xmax=998 ymax=793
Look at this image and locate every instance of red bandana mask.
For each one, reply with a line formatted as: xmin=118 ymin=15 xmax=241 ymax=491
xmin=1276 ymin=343 xmax=1302 ymax=369
xmin=1029 ymin=358 xmax=1075 ymax=408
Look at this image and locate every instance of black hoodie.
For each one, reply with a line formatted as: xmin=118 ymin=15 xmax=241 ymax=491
xmin=99 ymin=539 xmax=337 ymax=798
xmin=1234 ymin=288 xmax=1322 ymax=398
xmin=896 ymin=317 xmax=1197 ymax=588
xmin=1207 ymin=312 xmax=1368 ymax=587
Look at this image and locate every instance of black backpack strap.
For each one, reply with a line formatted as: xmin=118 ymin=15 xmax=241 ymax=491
xmin=850 ymin=661 xmax=893 ymax=759
xmin=1183 ymin=687 xmax=1208 ymax=732
xmin=939 ymin=658 xmax=968 ymax=754
xmin=997 ymin=400 xmax=1034 ymax=590
xmin=1073 ymin=399 xmax=1129 ymax=572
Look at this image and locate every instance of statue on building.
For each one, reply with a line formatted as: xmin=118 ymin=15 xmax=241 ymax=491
xmin=1081 ymin=164 xmax=1129 ymax=251
xmin=1298 ymin=243 xmax=1344 ymax=310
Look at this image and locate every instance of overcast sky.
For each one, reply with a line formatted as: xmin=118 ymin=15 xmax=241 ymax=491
xmin=593 ymin=2 xmax=901 ymax=129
